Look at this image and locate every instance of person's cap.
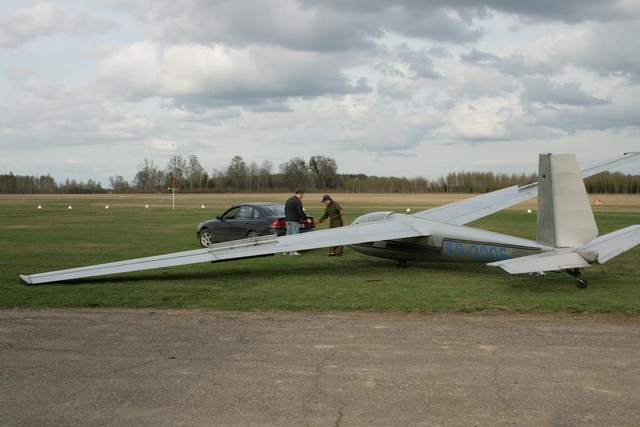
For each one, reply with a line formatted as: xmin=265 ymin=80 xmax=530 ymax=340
xmin=321 ymin=194 xmax=331 ymax=202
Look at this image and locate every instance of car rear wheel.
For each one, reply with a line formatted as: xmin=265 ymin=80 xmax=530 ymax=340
xmin=246 ymin=230 xmax=258 ymax=239
xmin=198 ymin=229 xmax=214 ymax=247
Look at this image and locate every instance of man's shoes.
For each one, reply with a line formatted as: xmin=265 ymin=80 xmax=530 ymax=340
xmin=290 ymin=252 xmax=301 ymax=256
xmin=327 ymin=253 xmax=342 ymax=257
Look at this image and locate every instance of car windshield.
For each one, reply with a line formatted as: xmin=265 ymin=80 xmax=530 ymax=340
xmin=221 ymin=207 xmax=240 ymax=220
xmin=263 ymin=204 xmax=285 ymax=216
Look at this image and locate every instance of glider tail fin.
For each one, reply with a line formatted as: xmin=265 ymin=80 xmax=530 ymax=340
xmin=536 ymin=153 xmax=598 ymax=248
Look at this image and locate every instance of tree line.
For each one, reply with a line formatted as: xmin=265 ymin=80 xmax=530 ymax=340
xmin=2 ymin=154 xmax=639 ymax=194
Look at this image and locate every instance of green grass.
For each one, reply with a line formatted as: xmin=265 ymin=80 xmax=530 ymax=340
xmin=1 ymin=193 xmax=639 ymax=314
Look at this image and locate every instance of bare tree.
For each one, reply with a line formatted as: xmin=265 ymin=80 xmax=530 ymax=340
xmin=279 ymin=157 xmax=312 ymax=190
xmin=259 ymin=160 xmax=273 ymax=191
xmin=134 ymin=158 xmax=165 ymax=191
xmin=247 ymin=161 xmax=259 ymax=191
xmin=186 ymin=155 xmax=206 ymax=190
xmin=165 ymin=156 xmax=187 ymax=189
xmin=227 ymin=155 xmax=248 ymax=190
xmin=109 ymin=175 xmax=130 ymax=193
xmin=309 ymin=155 xmax=338 ymax=189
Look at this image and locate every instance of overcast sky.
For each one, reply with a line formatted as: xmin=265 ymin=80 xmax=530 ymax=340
xmin=1 ymin=0 xmax=639 ymax=186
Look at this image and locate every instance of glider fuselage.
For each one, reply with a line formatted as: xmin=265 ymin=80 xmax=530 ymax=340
xmin=349 ymin=213 xmax=546 ymax=263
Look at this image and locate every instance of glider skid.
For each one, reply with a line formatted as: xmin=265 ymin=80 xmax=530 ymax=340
xmin=395 ymin=260 xmax=408 ymax=269
xmin=565 ymin=268 xmax=588 ymax=289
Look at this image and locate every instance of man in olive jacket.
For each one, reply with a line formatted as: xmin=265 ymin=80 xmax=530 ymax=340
xmin=318 ymin=194 xmax=344 ymax=256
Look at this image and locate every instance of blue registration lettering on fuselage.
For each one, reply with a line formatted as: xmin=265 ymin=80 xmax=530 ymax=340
xmin=443 ymin=239 xmax=509 ymax=262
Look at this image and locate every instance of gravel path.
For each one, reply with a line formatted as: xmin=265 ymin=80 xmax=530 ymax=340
xmin=1 ymin=309 xmax=639 ymax=426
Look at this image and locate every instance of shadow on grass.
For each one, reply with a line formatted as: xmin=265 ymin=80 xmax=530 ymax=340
xmin=23 ymin=251 xmax=609 ymax=293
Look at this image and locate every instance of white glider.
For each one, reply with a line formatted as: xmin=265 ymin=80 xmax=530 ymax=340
xmin=20 ymin=152 xmax=640 ymax=287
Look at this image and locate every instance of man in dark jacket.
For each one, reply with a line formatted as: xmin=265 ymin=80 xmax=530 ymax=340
xmin=284 ymin=190 xmax=312 ymax=255
xmin=318 ymin=194 xmax=345 ymax=256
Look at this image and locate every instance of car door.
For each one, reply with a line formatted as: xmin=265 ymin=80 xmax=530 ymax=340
xmin=216 ymin=206 xmax=241 ymax=241
xmin=246 ymin=207 xmax=268 ymax=235
xmin=228 ymin=205 xmax=255 ymax=240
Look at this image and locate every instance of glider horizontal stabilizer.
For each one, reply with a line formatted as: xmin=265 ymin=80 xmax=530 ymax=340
xmin=488 ymin=225 xmax=640 ymax=274
xmin=487 ymin=250 xmax=591 ymax=275
xmin=583 ymin=225 xmax=640 ymax=264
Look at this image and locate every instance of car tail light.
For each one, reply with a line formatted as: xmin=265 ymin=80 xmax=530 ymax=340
xmin=270 ymin=218 xmax=314 ymax=230
xmin=270 ymin=219 xmax=286 ymax=229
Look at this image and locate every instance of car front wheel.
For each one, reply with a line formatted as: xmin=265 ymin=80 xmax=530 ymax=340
xmin=198 ymin=229 xmax=214 ymax=247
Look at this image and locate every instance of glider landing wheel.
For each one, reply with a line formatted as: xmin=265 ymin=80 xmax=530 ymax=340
xmin=395 ymin=260 xmax=408 ymax=269
xmin=577 ymin=278 xmax=588 ymax=289
xmin=566 ymin=268 xmax=587 ymax=288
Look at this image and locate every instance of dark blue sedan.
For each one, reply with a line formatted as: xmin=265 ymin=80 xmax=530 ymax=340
xmin=196 ymin=202 xmax=316 ymax=247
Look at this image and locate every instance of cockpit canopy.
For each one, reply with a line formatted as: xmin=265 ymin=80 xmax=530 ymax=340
xmin=351 ymin=211 xmax=397 ymax=225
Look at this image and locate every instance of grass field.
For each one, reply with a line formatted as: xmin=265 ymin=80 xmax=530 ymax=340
xmin=1 ymin=192 xmax=639 ymax=314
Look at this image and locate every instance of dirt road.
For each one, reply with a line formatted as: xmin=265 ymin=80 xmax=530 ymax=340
xmin=1 ymin=309 xmax=639 ymax=426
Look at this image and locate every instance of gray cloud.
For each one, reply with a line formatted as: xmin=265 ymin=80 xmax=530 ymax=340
xmin=476 ymin=0 xmax=638 ymax=23
xmin=521 ymin=79 xmax=609 ymax=107
xmin=0 ymin=2 xmax=65 ymax=48
xmin=130 ymin=0 xmax=488 ymax=50
xmin=93 ymin=42 xmax=371 ymax=109
xmin=462 ymin=50 xmax=557 ymax=77
xmin=0 ymin=2 xmax=117 ymax=48
xmin=2 ymin=0 xmax=640 ymax=184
